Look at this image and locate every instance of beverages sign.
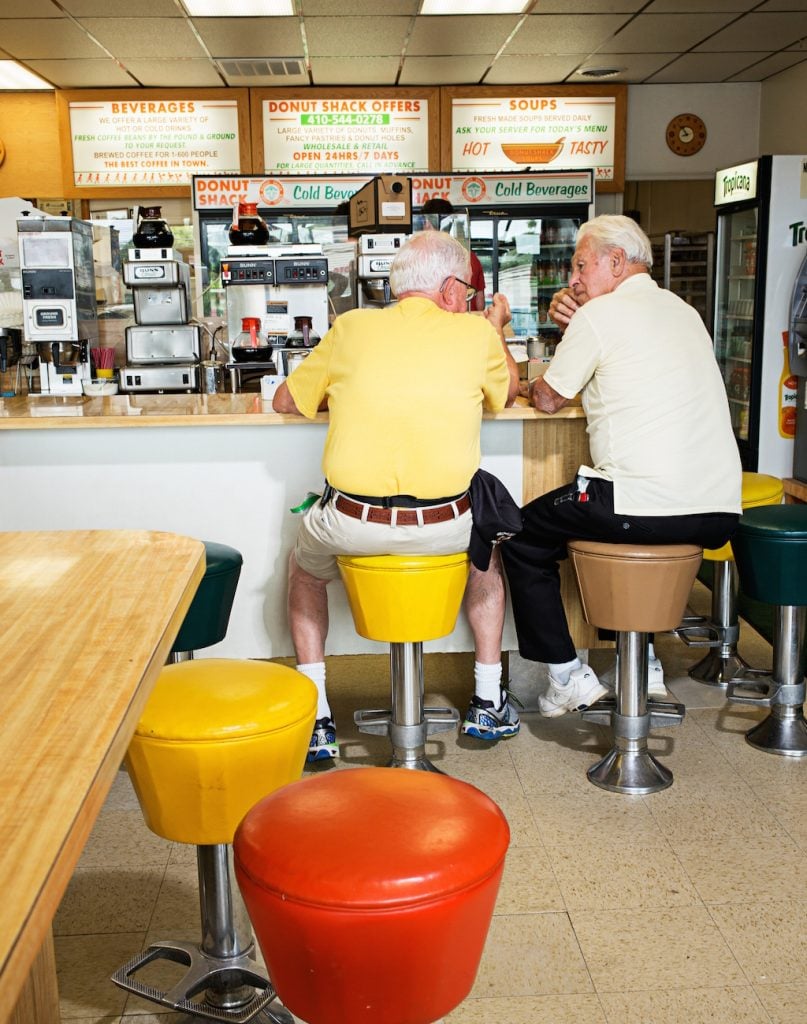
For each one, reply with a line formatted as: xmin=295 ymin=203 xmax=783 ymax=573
xmin=68 ymin=99 xmax=242 ymax=187
xmin=714 ymin=160 xmax=759 ymax=206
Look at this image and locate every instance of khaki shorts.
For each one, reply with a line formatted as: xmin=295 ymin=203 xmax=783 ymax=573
xmin=294 ymin=498 xmax=473 ymax=580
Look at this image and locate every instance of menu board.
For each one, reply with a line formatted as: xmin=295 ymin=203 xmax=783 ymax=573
xmin=451 ymin=94 xmax=619 ymax=186
xmin=67 ymin=98 xmax=242 ymax=187
xmin=262 ymin=97 xmax=430 ymax=175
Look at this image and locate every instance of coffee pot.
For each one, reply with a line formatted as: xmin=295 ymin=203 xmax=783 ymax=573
xmin=287 ymin=315 xmax=321 ymax=349
xmin=232 ymin=316 xmax=273 ymax=363
xmin=133 ymin=206 xmax=174 ymax=249
xmin=229 ymin=202 xmax=270 ymax=246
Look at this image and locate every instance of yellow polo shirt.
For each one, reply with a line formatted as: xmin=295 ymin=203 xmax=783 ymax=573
xmin=287 ymin=297 xmax=510 ymax=498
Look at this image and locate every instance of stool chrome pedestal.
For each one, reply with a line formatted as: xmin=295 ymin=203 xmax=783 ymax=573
xmin=568 ymin=540 xmax=702 ymax=795
xmin=338 ymin=553 xmax=469 ymax=773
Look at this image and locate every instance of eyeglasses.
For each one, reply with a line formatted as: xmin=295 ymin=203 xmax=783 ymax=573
xmin=440 ymin=275 xmax=477 ymax=303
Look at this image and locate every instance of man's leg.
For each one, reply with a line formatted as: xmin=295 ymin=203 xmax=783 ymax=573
xmin=461 ymin=548 xmax=520 ymax=740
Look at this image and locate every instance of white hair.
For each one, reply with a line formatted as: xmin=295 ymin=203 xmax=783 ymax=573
xmin=577 ymin=214 xmax=653 ymax=269
xmin=389 ymin=230 xmax=471 ymax=296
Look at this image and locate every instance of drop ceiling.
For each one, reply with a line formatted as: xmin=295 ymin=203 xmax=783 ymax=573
xmin=1 ymin=0 xmax=806 ymax=90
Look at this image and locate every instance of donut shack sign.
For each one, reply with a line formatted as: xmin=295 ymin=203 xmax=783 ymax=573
xmin=192 ymin=171 xmax=594 ymax=211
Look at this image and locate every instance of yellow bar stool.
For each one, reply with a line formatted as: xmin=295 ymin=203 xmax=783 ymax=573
xmin=112 ymin=658 xmax=317 ymax=1023
xmin=337 ymin=553 xmax=469 ymax=772
xmin=569 ymin=540 xmax=703 ymax=794
xmin=676 ymin=472 xmax=783 ymax=686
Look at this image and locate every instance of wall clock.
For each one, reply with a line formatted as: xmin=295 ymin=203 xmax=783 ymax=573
xmin=665 ymin=113 xmax=707 ymax=157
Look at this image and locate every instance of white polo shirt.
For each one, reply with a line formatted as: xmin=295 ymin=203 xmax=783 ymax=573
xmin=543 ymin=273 xmax=742 ymax=517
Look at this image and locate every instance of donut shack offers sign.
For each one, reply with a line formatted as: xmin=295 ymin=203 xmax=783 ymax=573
xmin=191 ymin=171 xmax=594 ymax=211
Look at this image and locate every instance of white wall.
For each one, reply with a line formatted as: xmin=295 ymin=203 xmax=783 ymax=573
xmin=759 ymin=61 xmax=807 ymax=154
xmin=627 ymin=83 xmax=761 ymax=181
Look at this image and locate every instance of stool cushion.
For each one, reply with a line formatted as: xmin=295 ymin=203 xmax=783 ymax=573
xmin=126 ymin=659 xmax=316 ymax=845
xmin=568 ymin=541 xmax=702 ymax=633
xmin=234 ymin=767 xmax=510 ymax=1024
xmin=704 ymin=472 xmax=782 ymax=563
xmin=337 ymin=553 xmax=469 ymax=643
xmin=732 ymin=505 xmax=807 ymax=606
xmin=171 ymin=541 xmax=242 ymax=654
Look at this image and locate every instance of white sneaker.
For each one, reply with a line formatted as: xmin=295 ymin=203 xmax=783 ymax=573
xmin=539 ymin=665 xmax=609 ymax=718
xmin=601 ymin=656 xmax=667 ymax=698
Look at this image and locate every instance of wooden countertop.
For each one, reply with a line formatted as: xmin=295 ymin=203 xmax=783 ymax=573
xmin=0 ymin=394 xmax=584 ymax=429
xmin=0 ymin=530 xmax=205 ymax=1020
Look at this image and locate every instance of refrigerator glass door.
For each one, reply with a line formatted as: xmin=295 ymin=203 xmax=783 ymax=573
xmin=714 ymin=205 xmax=758 ymax=444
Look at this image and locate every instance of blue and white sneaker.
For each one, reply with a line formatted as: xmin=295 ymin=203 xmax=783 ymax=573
xmin=462 ymin=690 xmax=520 ymax=740
xmin=307 ymin=717 xmax=339 ymax=762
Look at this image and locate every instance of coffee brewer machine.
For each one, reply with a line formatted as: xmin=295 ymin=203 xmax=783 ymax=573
xmin=357 ymin=234 xmax=407 ymax=310
xmin=790 ymin=250 xmax=807 ymax=481
xmin=222 ymin=243 xmax=329 ymax=391
xmin=18 ymin=216 xmax=97 ymax=394
xmin=120 ymin=249 xmax=200 ymax=393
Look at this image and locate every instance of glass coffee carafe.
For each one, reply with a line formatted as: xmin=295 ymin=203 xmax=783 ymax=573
xmin=133 ymin=206 xmax=174 ymax=249
xmin=232 ymin=316 xmax=273 ymax=363
xmin=228 ymin=202 xmax=270 ymax=246
xmin=287 ymin=316 xmax=321 ymax=349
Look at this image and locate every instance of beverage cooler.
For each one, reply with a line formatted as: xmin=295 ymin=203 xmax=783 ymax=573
xmin=192 ymin=171 xmax=594 ymax=338
xmin=713 ymin=155 xmax=807 ymax=475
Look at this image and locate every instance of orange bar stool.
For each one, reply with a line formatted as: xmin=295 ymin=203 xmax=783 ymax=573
xmin=112 ymin=659 xmax=316 ymax=1023
xmin=234 ymin=767 xmax=510 ymax=1024
xmin=676 ymin=472 xmax=782 ymax=685
xmin=568 ymin=540 xmax=703 ymax=794
xmin=170 ymin=541 xmax=243 ymax=662
xmin=727 ymin=505 xmax=807 ymax=756
xmin=337 ymin=553 xmax=469 ymax=772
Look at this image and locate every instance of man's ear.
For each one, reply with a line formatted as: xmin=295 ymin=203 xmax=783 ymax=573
xmin=609 ymin=248 xmax=627 ymax=277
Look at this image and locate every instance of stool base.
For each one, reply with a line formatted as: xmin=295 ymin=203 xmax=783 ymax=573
xmin=687 ymin=648 xmax=751 ymax=688
xmin=587 ymin=747 xmax=673 ymax=795
xmin=111 ymin=940 xmax=287 ymax=1024
xmin=745 ymin=705 xmax=807 ymax=757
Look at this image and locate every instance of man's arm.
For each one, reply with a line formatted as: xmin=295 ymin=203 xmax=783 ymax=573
xmin=272 ymin=380 xmax=301 ymax=414
xmin=530 ymin=375 xmax=569 ymax=414
xmin=483 ymin=293 xmax=520 ymax=406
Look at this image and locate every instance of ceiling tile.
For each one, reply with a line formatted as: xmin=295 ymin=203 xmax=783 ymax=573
xmin=597 ymin=13 xmax=735 ymax=51
xmin=647 ymin=50 xmax=768 ymax=81
xmin=79 ymin=18 xmax=208 ymax=59
xmin=124 ymin=58 xmax=224 ymax=87
xmin=646 ymin=0 xmax=757 ymax=11
xmin=301 ymin=0 xmax=418 ymax=11
xmin=24 ymin=58 xmax=138 ymax=87
xmin=63 ymin=0 xmax=178 ymax=14
xmin=756 ymin=0 xmax=807 ymax=9
xmin=507 ymin=14 xmax=633 ymax=52
xmin=0 ymin=0 xmax=70 ymax=16
xmin=407 ymin=15 xmax=521 ymax=56
xmin=309 ymin=56 xmax=401 ymax=84
xmin=728 ymin=50 xmax=807 ymax=77
xmin=192 ymin=16 xmax=303 ymax=56
xmin=483 ymin=54 xmax=585 ymax=83
xmin=530 ymin=0 xmax=645 ymax=11
xmin=0 ymin=18 xmax=108 ymax=59
xmin=398 ymin=54 xmax=490 ymax=84
xmin=570 ymin=52 xmax=683 ymax=80
xmin=305 ymin=16 xmax=411 ymax=56
xmin=693 ymin=11 xmax=807 ymax=49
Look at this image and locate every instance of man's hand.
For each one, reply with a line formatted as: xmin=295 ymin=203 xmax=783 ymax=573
xmin=483 ymin=292 xmax=511 ymax=333
xmin=530 ymin=375 xmax=568 ymax=414
xmin=548 ymin=288 xmax=580 ymax=331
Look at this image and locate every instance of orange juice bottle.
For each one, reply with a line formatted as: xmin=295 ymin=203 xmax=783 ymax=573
xmin=780 ymin=330 xmax=798 ymax=439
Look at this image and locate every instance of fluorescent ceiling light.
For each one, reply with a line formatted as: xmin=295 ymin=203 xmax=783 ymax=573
xmin=0 ymin=61 xmax=52 ymax=90
xmin=421 ymin=0 xmax=528 ymax=12
xmin=183 ymin=0 xmax=294 ymax=14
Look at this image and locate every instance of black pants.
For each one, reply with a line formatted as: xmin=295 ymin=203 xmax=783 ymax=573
xmin=499 ymin=477 xmax=740 ymax=664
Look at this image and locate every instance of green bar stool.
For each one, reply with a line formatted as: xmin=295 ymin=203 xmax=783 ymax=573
xmin=171 ymin=541 xmax=243 ymax=662
xmin=676 ymin=472 xmax=783 ymax=686
xmin=727 ymin=504 xmax=807 ymax=756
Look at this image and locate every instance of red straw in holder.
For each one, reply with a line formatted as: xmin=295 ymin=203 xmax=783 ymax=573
xmin=91 ymin=347 xmax=115 ymax=378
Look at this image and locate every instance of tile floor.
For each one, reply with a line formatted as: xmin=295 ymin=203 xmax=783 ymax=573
xmin=54 ymin=583 xmax=807 ymax=1024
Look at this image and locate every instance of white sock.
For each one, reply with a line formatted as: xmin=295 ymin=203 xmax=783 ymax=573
xmin=296 ymin=661 xmax=331 ymax=719
xmin=648 ymin=642 xmax=657 ymax=661
xmin=549 ymin=657 xmax=581 ymax=685
xmin=474 ymin=661 xmax=503 ymax=705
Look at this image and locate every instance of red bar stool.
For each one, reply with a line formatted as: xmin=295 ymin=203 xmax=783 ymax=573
xmin=112 ymin=659 xmax=316 ymax=1022
xmin=337 ymin=553 xmax=470 ymax=772
xmin=234 ymin=767 xmax=510 ymax=1024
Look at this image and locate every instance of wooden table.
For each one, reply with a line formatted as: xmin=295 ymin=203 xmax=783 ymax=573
xmin=783 ymin=477 xmax=807 ymax=504
xmin=0 ymin=530 xmax=205 ymax=1024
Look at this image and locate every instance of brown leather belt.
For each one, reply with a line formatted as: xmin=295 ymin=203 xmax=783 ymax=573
xmin=334 ymin=492 xmax=471 ymax=526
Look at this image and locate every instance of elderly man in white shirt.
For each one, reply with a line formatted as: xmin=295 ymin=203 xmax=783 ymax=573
xmin=500 ymin=214 xmax=742 ymax=718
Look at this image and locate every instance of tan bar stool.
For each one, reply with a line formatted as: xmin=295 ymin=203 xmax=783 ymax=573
xmin=112 ymin=659 xmax=317 ymax=1023
xmin=337 ymin=553 xmax=469 ymax=772
xmin=676 ymin=472 xmax=782 ymax=685
xmin=568 ymin=540 xmax=702 ymax=794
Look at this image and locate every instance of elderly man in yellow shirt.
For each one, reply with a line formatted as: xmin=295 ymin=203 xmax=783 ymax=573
xmin=273 ymin=229 xmax=520 ymax=761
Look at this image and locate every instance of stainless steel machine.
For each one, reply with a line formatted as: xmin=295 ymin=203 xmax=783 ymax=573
xmin=18 ymin=216 xmax=97 ymax=395
xmin=222 ymin=243 xmax=329 ymax=391
xmin=357 ymin=234 xmax=407 ymax=310
xmin=120 ymin=249 xmax=200 ymax=393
